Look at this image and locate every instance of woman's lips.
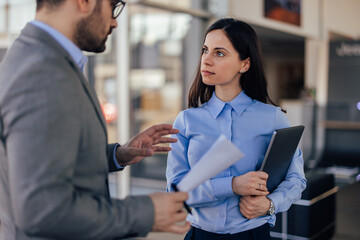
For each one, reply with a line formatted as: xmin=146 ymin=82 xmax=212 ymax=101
xmin=202 ymin=70 xmax=215 ymax=76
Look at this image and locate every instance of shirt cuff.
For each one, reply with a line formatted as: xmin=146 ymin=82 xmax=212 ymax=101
xmin=113 ymin=143 xmax=125 ymax=170
xmin=267 ymin=192 xmax=281 ymax=214
xmin=211 ymin=176 xmax=235 ymax=199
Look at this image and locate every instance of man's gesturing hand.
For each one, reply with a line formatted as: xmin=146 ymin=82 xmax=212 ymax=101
xmin=115 ymin=124 xmax=179 ymax=166
xmin=150 ymin=192 xmax=191 ymax=234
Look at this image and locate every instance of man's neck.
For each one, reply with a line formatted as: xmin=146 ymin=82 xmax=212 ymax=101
xmin=35 ymin=9 xmax=76 ymax=44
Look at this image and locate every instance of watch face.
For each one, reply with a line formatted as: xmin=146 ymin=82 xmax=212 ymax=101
xmin=267 ymin=199 xmax=275 ymax=215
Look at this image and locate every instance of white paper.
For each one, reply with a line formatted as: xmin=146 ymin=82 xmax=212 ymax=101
xmin=177 ymin=135 xmax=245 ymax=192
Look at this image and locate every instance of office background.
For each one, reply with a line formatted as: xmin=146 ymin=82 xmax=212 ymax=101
xmin=0 ymin=0 xmax=359 ymax=239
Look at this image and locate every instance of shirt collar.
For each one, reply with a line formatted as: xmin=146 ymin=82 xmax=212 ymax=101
xmin=206 ymin=91 xmax=253 ymax=119
xmin=30 ymin=20 xmax=88 ymax=72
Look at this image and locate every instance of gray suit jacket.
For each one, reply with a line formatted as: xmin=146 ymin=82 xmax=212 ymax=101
xmin=0 ymin=23 xmax=154 ymax=240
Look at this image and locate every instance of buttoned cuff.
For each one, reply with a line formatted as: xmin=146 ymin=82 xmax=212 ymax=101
xmin=211 ymin=176 xmax=235 ymax=199
xmin=267 ymin=192 xmax=281 ymax=214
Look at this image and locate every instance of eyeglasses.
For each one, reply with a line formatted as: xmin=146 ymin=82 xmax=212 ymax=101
xmin=112 ymin=0 xmax=126 ymax=19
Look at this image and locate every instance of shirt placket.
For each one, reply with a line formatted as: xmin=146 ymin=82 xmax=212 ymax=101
xmin=224 ymin=103 xmax=233 ymax=141
xmin=220 ymin=103 xmax=233 ymax=231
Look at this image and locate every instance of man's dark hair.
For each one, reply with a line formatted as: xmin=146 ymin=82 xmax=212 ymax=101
xmin=36 ymin=0 xmax=66 ymax=11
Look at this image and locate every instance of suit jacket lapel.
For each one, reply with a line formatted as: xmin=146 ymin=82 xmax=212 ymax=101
xmin=21 ymin=24 xmax=108 ymax=139
xmin=66 ymin=57 xmax=108 ymax=136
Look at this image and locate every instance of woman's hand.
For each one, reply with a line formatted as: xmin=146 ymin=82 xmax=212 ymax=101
xmin=239 ymin=195 xmax=271 ymax=219
xmin=232 ymin=171 xmax=269 ymax=196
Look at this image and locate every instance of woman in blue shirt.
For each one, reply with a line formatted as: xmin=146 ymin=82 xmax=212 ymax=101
xmin=166 ymin=18 xmax=306 ymax=240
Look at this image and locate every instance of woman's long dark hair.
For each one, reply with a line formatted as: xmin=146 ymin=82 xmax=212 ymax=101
xmin=188 ymin=18 xmax=278 ymax=109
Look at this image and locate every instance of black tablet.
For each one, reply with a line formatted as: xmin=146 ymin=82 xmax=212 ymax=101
xmin=259 ymin=125 xmax=305 ymax=192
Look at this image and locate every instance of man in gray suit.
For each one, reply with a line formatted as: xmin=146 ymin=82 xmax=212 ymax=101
xmin=0 ymin=0 xmax=190 ymax=239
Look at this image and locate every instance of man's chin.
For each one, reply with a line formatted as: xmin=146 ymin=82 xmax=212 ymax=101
xmin=82 ymin=44 xmax=106 ymax=53
xmin=92 ymin=46 xmax=106 ymax=53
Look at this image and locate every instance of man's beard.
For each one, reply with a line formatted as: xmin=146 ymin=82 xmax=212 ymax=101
xmin=74 ymin=9 xmax=112 ymax=53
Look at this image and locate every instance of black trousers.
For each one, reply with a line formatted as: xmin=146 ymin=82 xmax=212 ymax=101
xmin=184 ymin=223 xmax=271 ymax=240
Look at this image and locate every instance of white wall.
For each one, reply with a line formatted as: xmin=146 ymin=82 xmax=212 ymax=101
xmin=228 ymin=0 xmax=360 ymax=106
xmin=324 ymin=0 xmax=360 ymax=39
xmin=228 ymin=0 xmax=321 ymax=38
xmin=228 ymin=0 xmax=360 ymax=39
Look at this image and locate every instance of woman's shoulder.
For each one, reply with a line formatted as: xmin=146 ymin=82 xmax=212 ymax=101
xmin=182 ymin=103 xmax=210 ymax=115
xmin=249 ymin=100 xmax=289 ymax=126
xmin=173 ymin=104 xmax=212 ymax=132
xmin=250 ymin=99 xmax=280 ymax=113
xmin=174 ymin=104 xmax=211 ymax=123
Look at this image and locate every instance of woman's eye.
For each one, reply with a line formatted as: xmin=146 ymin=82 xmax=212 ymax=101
xmin=217 ymin=52 xmax=225 ymax=57
xmin=202 ymin=48 xmax=208 ymax=54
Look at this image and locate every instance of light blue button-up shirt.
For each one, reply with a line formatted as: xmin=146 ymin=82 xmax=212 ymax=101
xmin=166 ymin=91 xmax=306 ymax=234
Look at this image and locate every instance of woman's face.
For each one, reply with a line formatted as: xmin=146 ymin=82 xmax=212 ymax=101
xmin=201 ymin=29 xmax=248 ymax=90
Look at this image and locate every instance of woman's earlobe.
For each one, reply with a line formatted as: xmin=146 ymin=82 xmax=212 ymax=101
xmin=240 ymin=68 xmax=248 ymax=73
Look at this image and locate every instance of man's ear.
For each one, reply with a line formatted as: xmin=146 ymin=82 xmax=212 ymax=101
xmin=76 ymin=0 xmax=97 ymax=15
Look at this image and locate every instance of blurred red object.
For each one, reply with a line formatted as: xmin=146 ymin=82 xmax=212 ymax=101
xmin=101 ymin=103 xmax=117 ymax=123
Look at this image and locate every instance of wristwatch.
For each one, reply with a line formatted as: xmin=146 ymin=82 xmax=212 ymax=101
xmin=267 ymin=198 xmax=275 ymax=216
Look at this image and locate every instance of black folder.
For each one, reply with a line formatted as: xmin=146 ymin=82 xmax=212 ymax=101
xmin=259 ymin=125 xmax=305 ymax=192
